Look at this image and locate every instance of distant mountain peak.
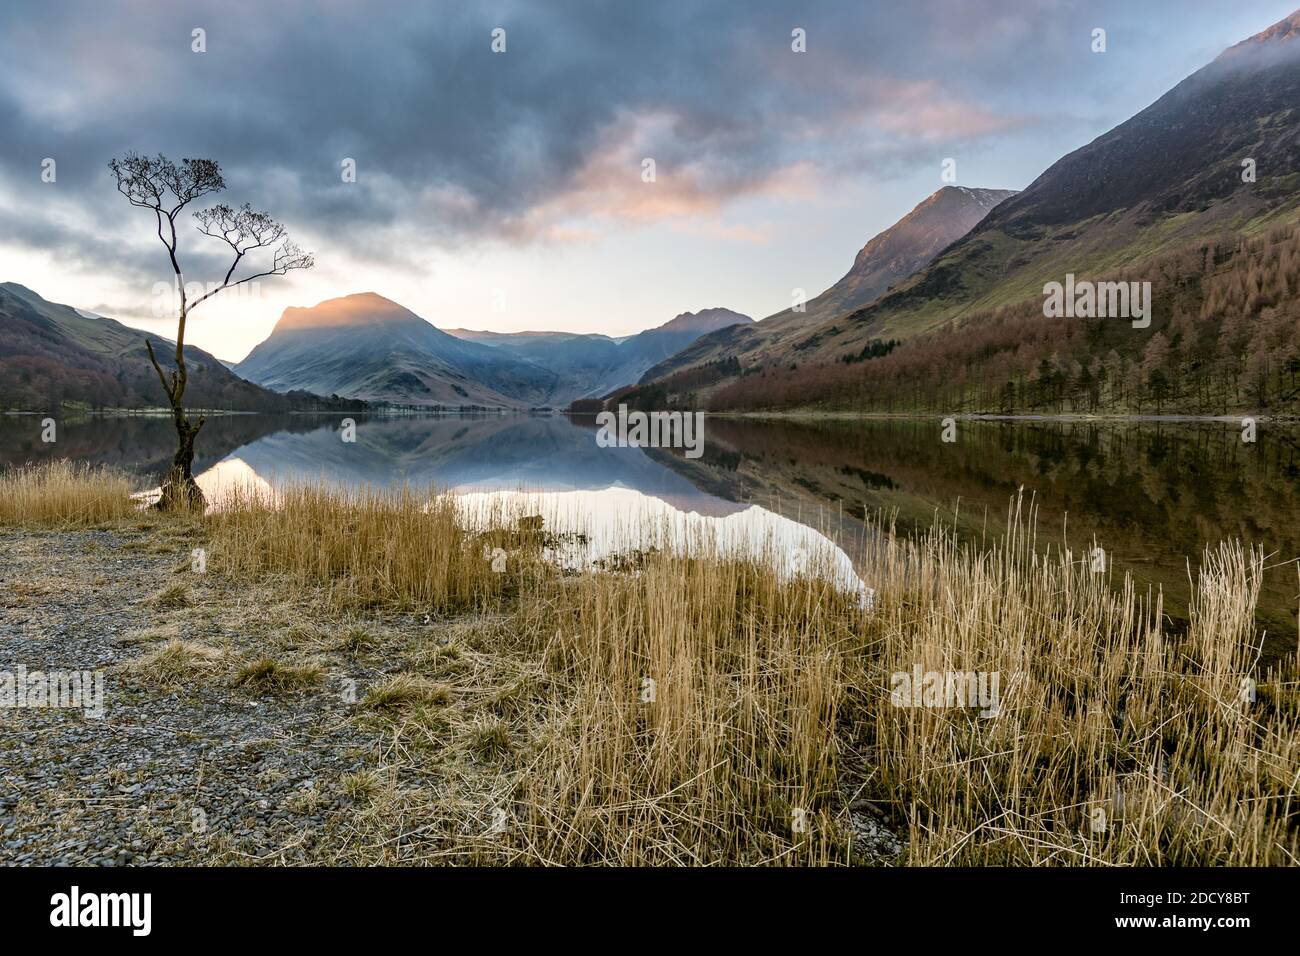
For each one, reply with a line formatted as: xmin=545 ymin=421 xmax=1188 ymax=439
xmin=273 ymin=291 xmax=418 ymax=332
xmin=846 ymin=185 xmax=1017 ymax=283
xmin=655 ymin=307 xmax=753 ymax=334
xmin=0 ymin=281 xmax=45 ymax=302
xmin=630 ymin=183 xmax=1019 ymax=388
xmin=1226 ymin=8 xmax=1300 ymax=52
xmin=932 ymin=184 xmax=1014 ymax=210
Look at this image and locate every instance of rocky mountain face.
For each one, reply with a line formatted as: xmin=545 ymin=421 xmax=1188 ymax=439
xmin=0 ymin=284 xmax=751 ymax=413
xmin=637 ymin=186 xmax=1016 ymax=386
xmin=238 ymin=293 xmax=751 ymax=408
xmin=808 ymin=186 xmax=1017 ymax=323
xmin=780 ymin=8 xmax=1300 ymax=362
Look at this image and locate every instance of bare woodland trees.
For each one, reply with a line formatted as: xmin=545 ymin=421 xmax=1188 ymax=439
xmin=108 ymin=153 xmax=312 ymax=507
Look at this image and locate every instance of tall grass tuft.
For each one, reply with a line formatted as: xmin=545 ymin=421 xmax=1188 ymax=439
xmin=210 ymin=482 xmax=868 ymax=864
xmin=208 ymin=482 xmax=537 ymax=613
xmin=208 ymin=481 xmax=1297 ymax=865
xmin=857 ymin=492 xmax=1298 ymax=865
xmin=511 ymin=541 xmax=864 ymax=864
xmin=0 ymin=461 xmax=137 ymax=526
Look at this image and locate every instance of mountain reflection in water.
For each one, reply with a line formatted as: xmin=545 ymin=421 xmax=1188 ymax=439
xmin=171 ymin=415 xmax=875 ymax=607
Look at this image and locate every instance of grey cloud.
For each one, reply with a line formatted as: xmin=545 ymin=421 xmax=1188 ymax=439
xmin=0 ymin=0 xmax=1256 ymax=277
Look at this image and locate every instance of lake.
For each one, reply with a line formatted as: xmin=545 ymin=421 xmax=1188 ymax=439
xmin=3 ymin=411 xmax=1297 ymax=661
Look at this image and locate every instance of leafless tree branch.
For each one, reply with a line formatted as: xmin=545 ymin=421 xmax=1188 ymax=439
xmin=108 ymin=151 xmax=314 ymax=508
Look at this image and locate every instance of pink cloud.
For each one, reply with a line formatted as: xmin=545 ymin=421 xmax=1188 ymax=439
xmin=499 ymin=111 xmax=819 ymax=242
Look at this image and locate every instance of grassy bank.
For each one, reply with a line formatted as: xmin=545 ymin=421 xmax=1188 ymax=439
xmin=2 ymin=464 xmax=1296 ymax=865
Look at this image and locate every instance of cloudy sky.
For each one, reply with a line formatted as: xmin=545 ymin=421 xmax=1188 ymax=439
xmin=3 ymin=0 xmax=1297 ymax=361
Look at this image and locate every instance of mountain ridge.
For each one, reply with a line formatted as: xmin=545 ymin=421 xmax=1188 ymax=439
xmin=0 ymin=282 xmax=349 ymax=413
xmin=236 ymin=293 xmax=752 ymax=407
xmin=236 ymin=292 xmax=551 ymax=408
xmin=637 ymin=185 xmax=1017 ymax=386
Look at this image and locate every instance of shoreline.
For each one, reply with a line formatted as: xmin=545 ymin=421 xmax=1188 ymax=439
xmin=8 ymin=407 xmax=1295 ymax=425
xmin=705 ymin=410 xmax=1296 ymax=424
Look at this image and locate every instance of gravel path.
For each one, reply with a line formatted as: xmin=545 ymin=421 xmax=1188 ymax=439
xmin=0 ymin=527 xmax=376 ymax=865
xmin=0 ymin=524 xmax=905 ymax=866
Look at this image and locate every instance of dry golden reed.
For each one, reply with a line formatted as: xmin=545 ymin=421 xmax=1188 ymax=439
xmin=5 ymin=468 xmax=1294 ymax=865
xmin=858 ymin=493 xmax=1297 ymax=865
xmin=208 ymin=482 xmax=534 ymax=612
xmin=205 ymin=481 xmax=1295 ymax=865
xmin=0 ymin=460 xmax=136 ymax=526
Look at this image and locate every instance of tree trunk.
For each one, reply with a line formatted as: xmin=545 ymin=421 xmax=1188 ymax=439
xmin=157 ymin=414 xmax=206 ymax=509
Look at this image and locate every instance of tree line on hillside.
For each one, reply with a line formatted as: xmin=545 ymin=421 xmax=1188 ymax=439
xmin=0 ymin=348 xmax=365 ymax=415
xmin=705 ymin=225 xmax=1300 ymax=415
xmin=584 ymin=356 xmax=742 ymax=413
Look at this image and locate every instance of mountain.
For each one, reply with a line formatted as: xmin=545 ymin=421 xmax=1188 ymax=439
xmin=636 ymin=186 xmax=1016 ymax=387
xmin=443 ymin=328 xmax=625 ymax=402
xmin=0 ymin=282 xmax=336 ymax=413
xmin=775 ymin=186 xmax=1016 ymax=328
xmin=653 ymin=308 xmax=754 ymax=336
xmin=237 ymin=293 xmax=750 ymax=408
xmin=446 ymin=306 xmax=754 ymax=402
xmin=235 ymin=292 xmax=560 ymax=408
xmin=824 ymin=7 xmax=1300 ymax=345
xmin=633 ymin=10 xmax=1300 ymax=414
xmin=608 ymin=308 xmax=754 ymax=393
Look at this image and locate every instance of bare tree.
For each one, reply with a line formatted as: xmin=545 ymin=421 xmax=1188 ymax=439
xmin=108 ymin=153 xmax=313 ymax=508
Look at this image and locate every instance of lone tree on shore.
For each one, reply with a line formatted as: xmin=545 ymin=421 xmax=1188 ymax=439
xmin=108 ymin=153 xmax=313 ymax=508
